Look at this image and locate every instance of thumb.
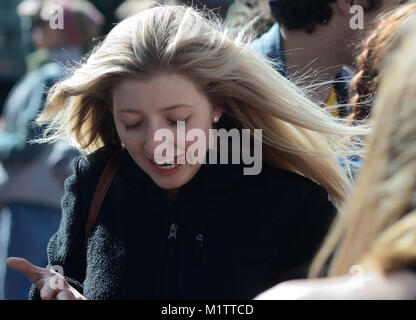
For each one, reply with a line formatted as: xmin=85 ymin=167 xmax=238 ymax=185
xmin=6 ymin=257 xmax=47 ymax=285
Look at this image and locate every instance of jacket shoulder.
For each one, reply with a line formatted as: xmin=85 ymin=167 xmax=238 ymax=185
xmin=70 ymin=144 xmax=122 ymax=209
xmin=259 ymin=162 xmax=334 ymax=218
xmin=77 ymin=144 xmax=121 ymax=176
xmin=262 ymin=162 xmax=327 ymax=197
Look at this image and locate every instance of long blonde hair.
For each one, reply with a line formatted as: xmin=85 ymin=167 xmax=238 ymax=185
xmin=34 ymin=5 xmax=365 ymax=207
xmin=309 ymin=19 xmax=416 ymax=277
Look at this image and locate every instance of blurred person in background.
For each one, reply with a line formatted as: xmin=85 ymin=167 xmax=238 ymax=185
xmin=252 ymin=0 xmax=408 ymax=117
xmin=348 ymin=1 xmax=416 ymax=123
xmin=225 ymin=0 xmax=275 ymax=38
xmin=251 ymin=0 xmax=408 ymax=178
xmin=116 ymin=0 xmax=233 ymax=20
xmin=0 ymin=0 xmax=104 ymax=300
xmin=115 ymin=0 xmax=181 ymax=20
xmin=183 ymin=0 xmax=234 ymax=19
xmin=0 ymin=0 xmax=26 ymax=115
xmin=257 ymin=16 xmax=416 ymax=300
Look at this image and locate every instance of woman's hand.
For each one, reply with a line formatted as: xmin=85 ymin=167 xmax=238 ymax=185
xmin=6 ymin=257 xmax=87 ymax=300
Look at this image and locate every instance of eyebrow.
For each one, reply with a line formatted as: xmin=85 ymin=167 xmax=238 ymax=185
xmin=117 ymin=104 xmax=194 ymax=114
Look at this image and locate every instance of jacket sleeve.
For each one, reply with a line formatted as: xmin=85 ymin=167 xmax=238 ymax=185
xmin=29 ymin=156 xmax=89 ymax=299
xmin=276 ymin=183 xmax=337 ymax=281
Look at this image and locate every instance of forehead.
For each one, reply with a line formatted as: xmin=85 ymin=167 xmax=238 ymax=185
xmin=112 ymin=72 xmax=211 ymax=112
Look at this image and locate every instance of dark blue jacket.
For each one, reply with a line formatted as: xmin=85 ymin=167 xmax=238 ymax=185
xmin=30 ymin=144 xmax=336 ymax=299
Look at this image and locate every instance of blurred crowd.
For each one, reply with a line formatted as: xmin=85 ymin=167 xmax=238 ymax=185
xmin=0 ymin=0 xmax=415 ymax=300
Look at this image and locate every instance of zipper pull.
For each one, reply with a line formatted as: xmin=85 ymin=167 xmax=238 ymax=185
xmin=168 ymin=223 xmax=178 ymax=241
xmin=195 ymin=233 xmax=204 ymax=247
xmin=193 ymin=233 xmax=204 ymax=266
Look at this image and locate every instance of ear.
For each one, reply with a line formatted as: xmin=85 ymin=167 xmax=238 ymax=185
xmin=213 ymin=106 xmax=223 ymax=121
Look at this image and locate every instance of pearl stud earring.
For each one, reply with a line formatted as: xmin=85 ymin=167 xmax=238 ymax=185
xmin=213 ymin=116 xmax=219 ymax=123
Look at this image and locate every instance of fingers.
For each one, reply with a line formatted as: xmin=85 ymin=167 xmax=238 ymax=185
xmin=6 ymin=257 xmax=87 ymax=300
xmin=40 ymin=285 xmax=58 ymax=300
xmin=6 ymin=257 xmax=46 ymax=284
xmin=55 ymin=289 xmax=83 ymax=300
xmin=43 ymin=286 xmax=87 ymax=300
xmin=39 ymin=271 xmax=69 ymax=299
xmin=56 ymin=291 xmax=72 ymax=300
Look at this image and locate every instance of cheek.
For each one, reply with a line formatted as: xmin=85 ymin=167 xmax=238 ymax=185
xmin=115 ymin=121 xmax=144 ymax=154
xmin=188 ymin=111 xmax=213 ymax=132
xmin=114 ymin=121 xmax=127 ymax=145
xmin=183 ymin=122 xmax=212 ymax=154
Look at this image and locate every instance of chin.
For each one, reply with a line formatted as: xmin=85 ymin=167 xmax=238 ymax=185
xmin=151 ymin=177 xmax=183 ymax=190
xmin=152 ymin=168 xmax=199 ymax=190
xmin=138 ymin=157 xmax=200 ymax=190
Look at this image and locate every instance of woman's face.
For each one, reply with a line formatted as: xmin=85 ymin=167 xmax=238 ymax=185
xmin=112 ymin=72 xmax=222 ymax=190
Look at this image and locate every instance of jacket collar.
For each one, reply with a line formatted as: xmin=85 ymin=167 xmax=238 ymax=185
xmin=252 ymin=22 xmax=288 ymax=77
xmin=120 ymin=148 xmax=248 ymax=196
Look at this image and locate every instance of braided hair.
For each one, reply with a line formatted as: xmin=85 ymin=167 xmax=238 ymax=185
xmin=349 ymin=2 xmax=416 ymax=122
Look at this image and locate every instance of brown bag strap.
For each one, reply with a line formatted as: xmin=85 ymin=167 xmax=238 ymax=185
xmin=84 ymin=148 xmax=123 ymax=255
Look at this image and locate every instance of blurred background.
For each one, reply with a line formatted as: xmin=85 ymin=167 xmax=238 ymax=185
xmin=0 ymin=0 xmax=273 ymax=115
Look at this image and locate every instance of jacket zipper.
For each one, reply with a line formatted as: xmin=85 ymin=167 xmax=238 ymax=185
xmin=160 ymin=183 xmax=194 ymax=298
xmin=162 ymin=222 xmax=178 ymax=298
xmin=168 ymin=222 xmax=178 ymax=259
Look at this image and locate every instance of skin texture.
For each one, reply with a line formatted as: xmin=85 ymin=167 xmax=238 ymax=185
xmin=255 ymin=270 xmax=416 ymax=300
xmin=112 ymin=72 xmax=223 ymax=191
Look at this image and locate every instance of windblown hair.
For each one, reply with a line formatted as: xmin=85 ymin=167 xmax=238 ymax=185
xmin=269 ymin=0 xmax=378 ymax=34
xmin=310 ymin=18 xmax=416 ymax=277
xmin=34 ymin=5 xmax=366 ymax=207
xmin=349 ymin=2 xmax=416 ymax=122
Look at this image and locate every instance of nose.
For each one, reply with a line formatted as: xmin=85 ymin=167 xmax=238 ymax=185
xmin=144 ymin=122 xmax=175 ymax=160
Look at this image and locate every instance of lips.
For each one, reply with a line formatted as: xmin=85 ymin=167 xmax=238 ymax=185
xmin=148 ymin=156 xmax=184 ymax=175
xmin=152 ymin=161 xmax=178 ymax=170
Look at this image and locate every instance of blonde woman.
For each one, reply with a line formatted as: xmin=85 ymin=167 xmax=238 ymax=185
xmin=257 ymin=18 xmax=416 ymax=300
xmin=6 ymin=5 xmax=363 ymax=299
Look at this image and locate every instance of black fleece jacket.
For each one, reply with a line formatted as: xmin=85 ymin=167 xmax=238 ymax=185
xmin=29 ymin=144 xmax=336 ymax=299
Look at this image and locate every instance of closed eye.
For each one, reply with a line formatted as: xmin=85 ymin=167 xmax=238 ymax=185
xmin=125 ymin=122 xmax=143 ymax=131
xmin=168 ymin=117 xmax=190 ymax=126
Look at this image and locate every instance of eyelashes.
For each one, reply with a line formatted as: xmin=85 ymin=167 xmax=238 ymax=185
xmin=167 ymin=117 xmax=190 ymax=126
xmin=125 ymin=122 xmax=143 ymax=131
xmin=124 ymin=117 xmax=190 ymax=131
